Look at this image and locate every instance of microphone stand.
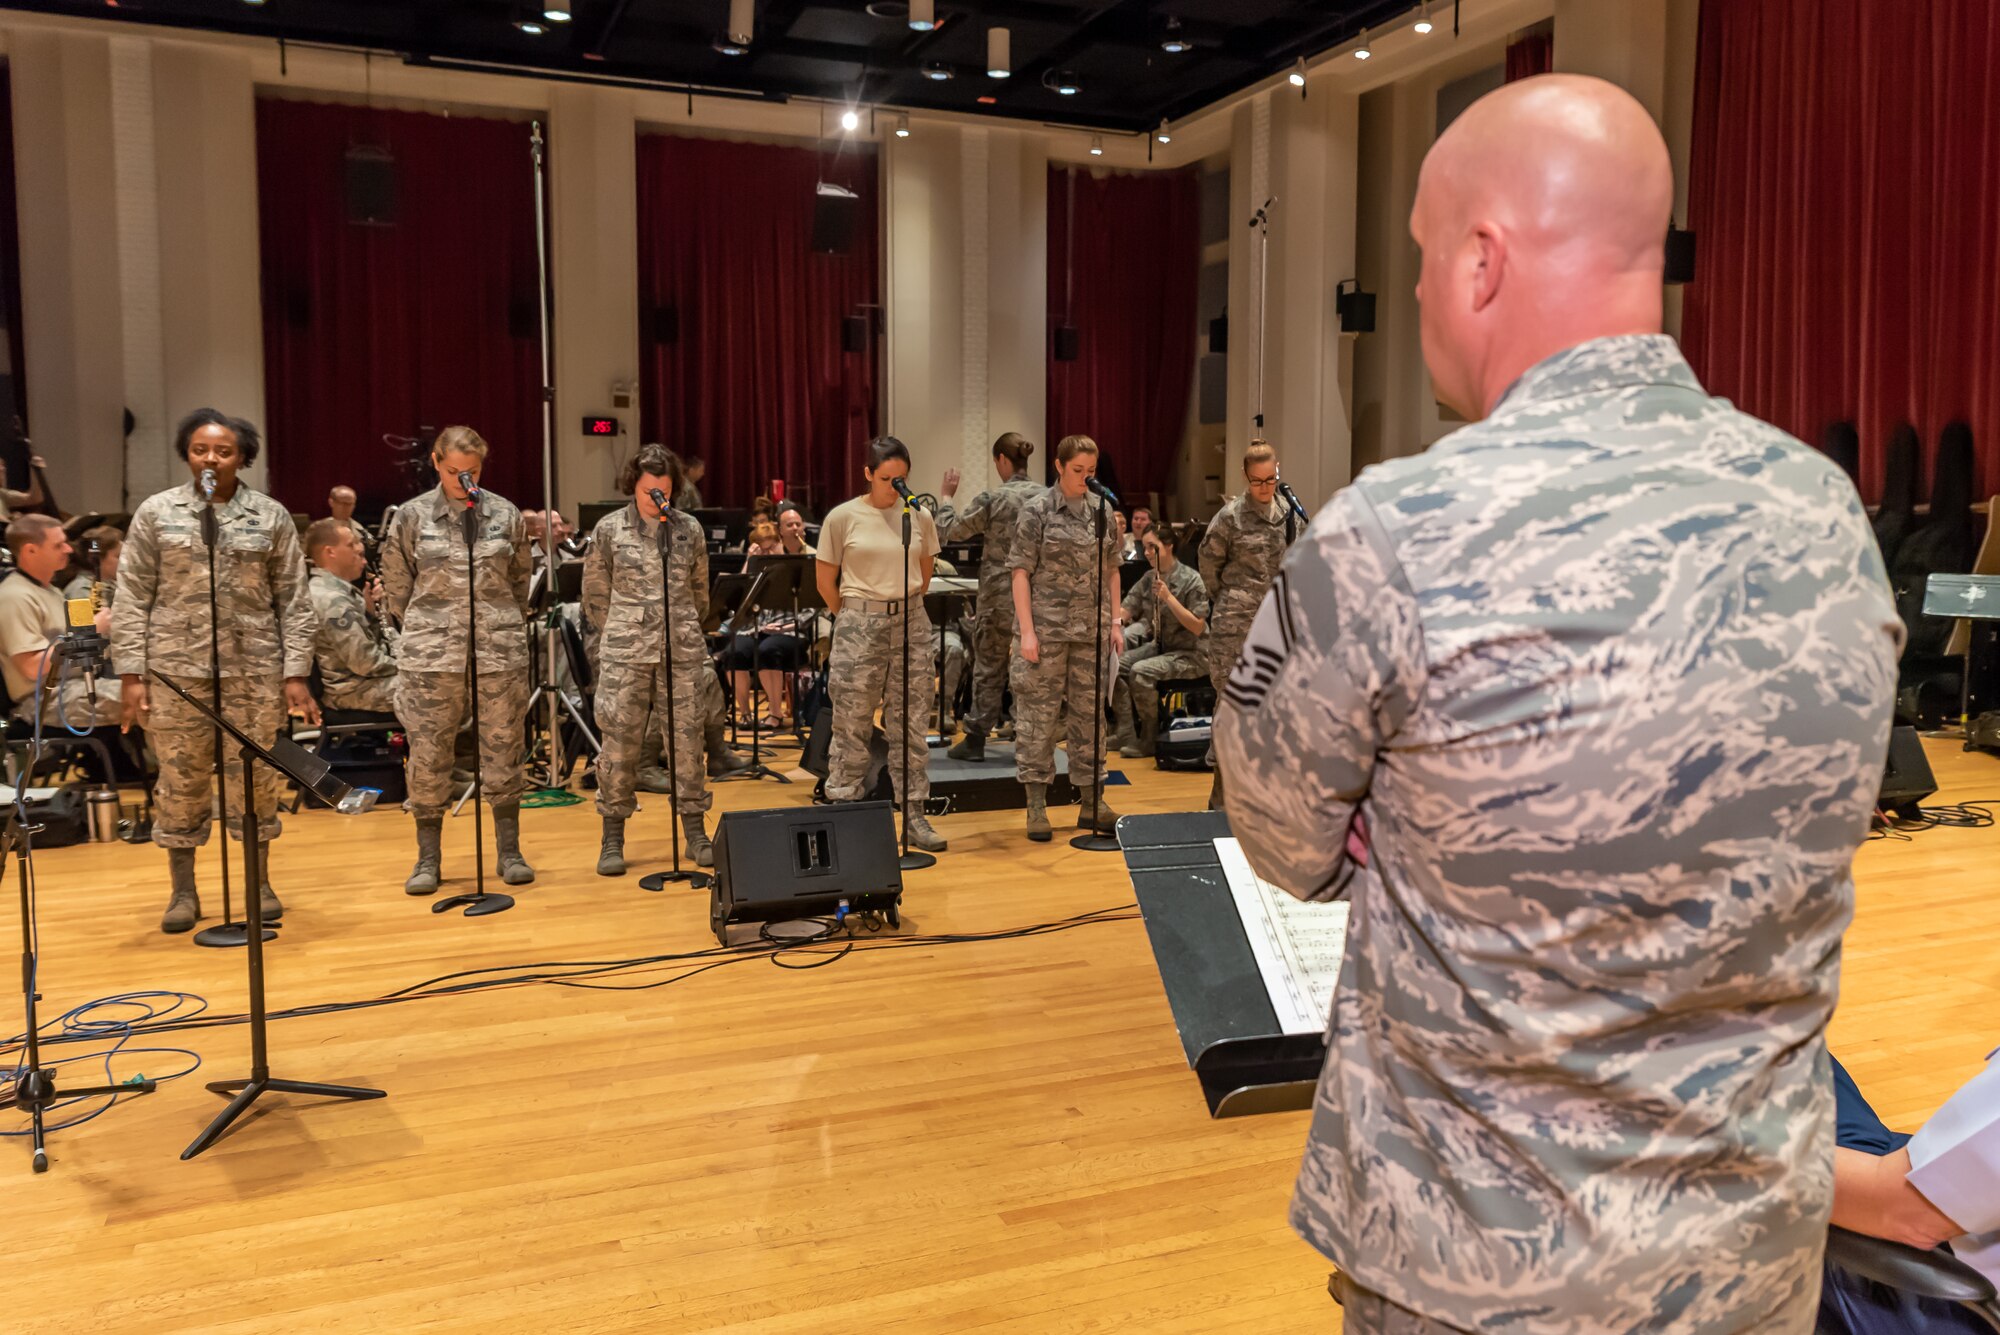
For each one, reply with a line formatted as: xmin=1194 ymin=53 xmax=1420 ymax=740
xmin=1071 ymin=490 xmax=1119 ymax=852
xmin=640 ymin=502 xmax=709 ymax=891
xmin=433 ymin=491 xmax=513 ymax=917
xmin=192 ymin=482 xmax=265 ymax=948
xmin=897 ymin=490 xmax=935 ymax=871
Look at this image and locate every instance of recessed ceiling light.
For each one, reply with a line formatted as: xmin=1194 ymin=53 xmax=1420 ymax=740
xmin=1089 ymin=134 xmax=1104 ymax=156
xmin=517 ymin=18 xmax=547 ymax=35
xmin=543 ymin=0 xmax=571 ymax=22
xmin=921 ymin=62 xmax=954 ymax=81
xmin=713 ymin=35 xmax=749 ymax=55
xmin=1160 ymin=17 xmax=1190 ymax=53
xmin=1047 ymin=70 xmax=1081 ymax=96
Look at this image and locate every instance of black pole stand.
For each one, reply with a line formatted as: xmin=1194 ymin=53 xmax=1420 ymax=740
xmin=731 ymin=562 xmax=792 ymax=785
xmin=1071 ymin=494 xmax=1119 ymax=853
xmin=149 ymin=672 xmax=386 ymax=1159
xmin=192 ymin=495 xmax=265 ymax=948
xmin=433 ymin=497 xmax=513 ymax=918
xmin=8 ymin=801 xmax=156 ymax=1172
xmin=897 ymin=498 xmax=936 ymax=872
xmin=640 ymin=505 xmax=711 ymax=891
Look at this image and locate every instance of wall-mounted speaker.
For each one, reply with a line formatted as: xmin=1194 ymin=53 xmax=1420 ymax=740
xmin=1335 ymin=280 xmax=1375 ymax=334
xmin=1208 ymin=313 xmax=1227 ymax=353
xmin=1052 ymin=325 xmax=1080 ymax=362
xmin=343 ymin=145 xmax=396 ymax=227
xmin=841 ymin=314 xmax=870 ymax=353
xmin=811 ymin=182 xmax=861 ymax=254
xmin=1665 ymin=225 xmax=1697 ymax=285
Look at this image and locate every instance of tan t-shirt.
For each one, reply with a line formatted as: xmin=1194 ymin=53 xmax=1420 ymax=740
xmin=816 ymin=495 xmax=939 ymax=602
xmin=0 ymin=572 xmax=65 ymax=707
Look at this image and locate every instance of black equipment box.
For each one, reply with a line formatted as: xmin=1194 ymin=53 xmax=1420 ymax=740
xmin=1154 ymin=678 xmax=1215 ymax=771
xmin=710 ymin=800 xmax=903 ymax=945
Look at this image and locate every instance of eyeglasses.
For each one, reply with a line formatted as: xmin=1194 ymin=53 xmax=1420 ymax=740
xmin=1245 ymin=472 xmax=1279 ymax=487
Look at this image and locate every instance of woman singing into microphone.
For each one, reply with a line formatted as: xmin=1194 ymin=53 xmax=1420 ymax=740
xmin=581 ymin=444 xmax=713 ymax=873
xmin=815 ymin=436 xmax=948 ymax=854
xmin=1009 ymin=434 xmax=1123 ymax=843
xmin=379 ymin=426 xmax=535 ymax=894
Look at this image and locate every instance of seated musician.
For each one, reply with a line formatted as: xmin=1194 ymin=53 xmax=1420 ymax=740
xmin=727 ymin=520 xmax=806 ymax=727
xmin=0 ymin=515 xmax=122 ymax=726
xmin=1111 ymin=529 xmax=1209 ymax=758
xmin=64 ymin=524 xmax=124 ymax=604
xmin=303 ymin=517 xmax=398 ymax=716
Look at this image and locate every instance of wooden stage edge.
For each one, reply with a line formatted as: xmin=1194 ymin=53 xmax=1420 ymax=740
xmin=7 ymin=737 xmax=1998 ymax=1334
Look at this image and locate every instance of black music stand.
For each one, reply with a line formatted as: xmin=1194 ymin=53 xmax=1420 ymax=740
xmin=151 ymin=670 xmax=387 ymax=1159
xmin=746 ymin=553 xmax=813 ymax=742
xmin=713 ymin=566 xmax=791 ymax=785
xmin=923 ymin=582 xmax=976 ymax=744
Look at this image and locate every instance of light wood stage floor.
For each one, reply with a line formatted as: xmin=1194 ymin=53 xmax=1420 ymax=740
xmin=8 ymin=736 xmax=1998 ymax=1333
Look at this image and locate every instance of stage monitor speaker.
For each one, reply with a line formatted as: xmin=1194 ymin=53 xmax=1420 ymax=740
xmin=1052 ymin=325 xmax=1081 ymax=362
xmin=1878 ymin=724 xmax=1936 ymax=818
xmin=343 ymin=146 xmax=397 ymax=227
xmin=710 ymin=801 xmax=903 ymax=944
xmin=1208 ymin=313 xmax=1227 ymax=353
xmin=841 ymin=314 xmax=870 ymax=353
xmin=1665 ymin=225 xmax=1697 ymax=285
xmin=811 ymin=182 xmax=861 ymax=254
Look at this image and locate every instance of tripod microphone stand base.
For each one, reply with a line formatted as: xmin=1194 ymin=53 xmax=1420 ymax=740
xmin=193 ymin=920 xmax=274 ymax=948
xmin=431 ymin=891 xmax=515 ymax=917
xmin=15 ymin=1069 xmax=157 ymax=1173
xmin=181 ymin=1074 xmax=385 ymax=1161
xmin=1069 ymin=831 xmax=1120 ymax=852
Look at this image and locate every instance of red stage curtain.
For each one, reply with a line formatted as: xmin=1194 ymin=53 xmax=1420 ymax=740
xmin=1506 ymin=31 xmax=1553 ymax=82
xmin=636 ymin=134 xmax=878 ymax=513
xmin=1046 ymin=165 xmax=1200 ymax=503
xmin=1681 ymin=0 xmax=2000 ymax=503
xmin=0 ymin=62 xmax=28 ymax=432
xmin=256 ymin=98 xmax=544 ymax=514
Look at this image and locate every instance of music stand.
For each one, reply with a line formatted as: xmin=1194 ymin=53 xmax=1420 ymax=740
xmin=717 ymin=564 xmax=793 ymax=784
xmin=923 ymin=581 xmax=976 ymax=743
xmin=150 ymin=670 xmax=386 ymax=1159
xmin=746 ymin=554 xmax=813 ymax=742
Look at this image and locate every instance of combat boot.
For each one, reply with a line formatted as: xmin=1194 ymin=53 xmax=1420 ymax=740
xmin=405 ymin=817 xmax=443 ymax=895
xmin=1024 ymin=783 xmax=1052 ymax=843
xmin=597 ymin=816 xmax=626 ymax=876
xmin=706 ymin=721 xmax=753 ymax=778
xmin=493 ymin=801 xmax=536 ymax=885
xmin=256 ymin=842 xmax=284 ymax=922
xmin=947 ymin=726 xmax=986 ymax=762
xmin=1078 ymin=784 xmax=1122 ymax=835
xmin=903 ymin=804 xmax=947 ymax=853
xmin=681 ymin=812 xmax=714 ymax=868
xmin=1207 ymin=768 xmax=1224 ymax=812
xmin=161 ymin=847 xmax=200 ymax=933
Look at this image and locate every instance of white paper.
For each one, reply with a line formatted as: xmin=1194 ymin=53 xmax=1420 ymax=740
xmin=1907 ymin=1051 xmax=2000 ymax=1237
xmin=0 ymin=785 xmax=60 ymax=804
xmin=1214 ymin=837 xmax=1350 ymax=1037
xmin=1951 ymin=1229 xmax=2000 ymax=1288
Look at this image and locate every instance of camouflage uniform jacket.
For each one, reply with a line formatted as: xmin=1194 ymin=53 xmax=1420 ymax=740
xmin=1121 ymin=560 xmax=1209 ymax=655
xmin=380 ymin=485 xmax=532 ymax=673
xmin=1200 ymin=491 xmax=1295 ymax=640
xmin=581 ymin=503 xmax=708 ymax=667
xmin=936 ymin=475 xmax=1045 ymax=586
xmin=112 ymin=480 xmax=315 ymax=680
xmin=308 ymin=569 xmax=398 ymax=703
xmin=1009 ymin=486 xmax=1120 ymax=643
xmin=1213 ymin=336 xmax=1903 ymax=1333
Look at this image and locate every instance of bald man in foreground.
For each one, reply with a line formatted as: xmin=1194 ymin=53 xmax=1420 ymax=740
xmin=1215 ymin=77 xmax=1902 ymax=1332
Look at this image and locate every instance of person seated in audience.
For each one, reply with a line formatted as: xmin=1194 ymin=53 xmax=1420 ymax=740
xmin=1821 ymin=1054 xmax=1988 ymax=1334
xmin=1130 ymin=507 xmax=1154 ymax=544
xmin=64 ymin=525 xmax=124 ymax=604
xmin=326 ymin=485 xmax=369 ymax=546
xmin=677 ymin=456 xmax=706 ymax=510
xmin=776 ymin=503 xmax=815 ymax=557
xmin=1113 ymin=509 xmax=1135 ymax=560
xmin=522 ymin=508 xmax=575 ymax=551
xmin=303 ymin=517 xmax=398 ymax=716
xmin=0 ymin=515 xmax=121 ymax=726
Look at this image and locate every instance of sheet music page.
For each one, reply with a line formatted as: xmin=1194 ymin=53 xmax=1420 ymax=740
xmin=1214 ymin=837 xmax=1350 ymax=1036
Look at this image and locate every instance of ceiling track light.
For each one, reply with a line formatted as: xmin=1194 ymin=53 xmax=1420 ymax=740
xmin=1160 ymin=16 xmax=1190 ymax=54
xmin=1353 ymin=35 xmax=1373 ymax=60
xmin=987 ymin=27 xmax=1011 ymax=78
xmin=921 ymin=62 xmax=954 ymax=81
xmin=908 ymin=0 xmax=935 ymax=32
xmin=1288 ymin=56 xmax=1306 ymax=87
xmin=1155 ymin=117 xmax=1171 ymax=144
xmin=840 ymin=106 xmax=861 ymax=132
xmin=1414 ymin=1 xmax=1434 ymax=34
xmin=517 ymin=17 xmax=548 ymax=35
xmin=1043 ymin=69 xmax=1082 ymax=96
xmin=1089 ymin=134 xmax=1103 ymax=156
xmin=894 ymin=112 xmax=911 ymax=138
xmin=543 ymin=0 xmax=572 ymax=22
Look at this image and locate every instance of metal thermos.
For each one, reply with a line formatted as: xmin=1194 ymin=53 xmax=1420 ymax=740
xmin=87 ymin=787 xmax=121 ymax=842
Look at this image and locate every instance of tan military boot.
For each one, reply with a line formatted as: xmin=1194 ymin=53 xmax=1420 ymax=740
xmin=597 ymin=816 xmax=627 ymax=877
xmin=1024 ymin=783 xmax=1052 ymax=843
xmin=160 ymin=847 xmax=200 ymax=933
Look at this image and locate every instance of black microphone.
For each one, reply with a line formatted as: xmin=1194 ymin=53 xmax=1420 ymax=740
xmin=457 ymin=470 xmax=482 ymax=501
xmin=891 ymin=477 xmax=916 ymax=506
xmin=647 ymin=487 xmax=672 ymax=513
xmin=198 ymin=468 xmax=217 ymax=499
xmin=1086 ymin=476 xmax=1120 ymax=507
xmin=1276 ymin=479 xmax=1310 ymax=525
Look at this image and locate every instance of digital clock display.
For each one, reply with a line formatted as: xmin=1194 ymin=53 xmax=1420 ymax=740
xmin=582 ymin=416 xmax=619 ymax=436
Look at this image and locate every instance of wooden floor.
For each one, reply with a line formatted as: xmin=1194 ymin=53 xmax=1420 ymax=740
xmin=8 ymin=735 xmax=1999 ymax=1334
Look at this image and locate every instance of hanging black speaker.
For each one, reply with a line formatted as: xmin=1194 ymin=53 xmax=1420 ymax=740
xmin=343 ymin=145 xmax=396 ymax=226
xmin=1208 ymin=313 xmax=1227 ymax=353
xmin=651 ymin=305 xmax=680 ymax=345
xmin=1052 ymin=326 xmax=1080 ymax=362
xmin=811 ymin=182 xmax=861 ymax=254
xmin=841 ymin=314 xmax=870 ymax=353
xmin=1335 ymin=280 xmax=1376 ymax=334
xmin=1665 ymin=225 xmax=1697 ymax=285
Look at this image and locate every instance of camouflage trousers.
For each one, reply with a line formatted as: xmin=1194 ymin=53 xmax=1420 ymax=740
xmin=963 ymin=579 xmax=1016 ymax=732
xmin=826 ymin=605 xmax=933 ymax=804
xmin=1205 ymin=624 xmax=1251 ymax=697
xmin=597 ymin=657 xmax=709 ymax=818
xmin=1112 ymin=645 xmax=1205 ymax=749
xmin=149 ymin=674 xmax=285 ymax=848
xmin=940 ymin=627 xmax=968 ymax=720
xmin=17 ymin=675 xmax=123 ymax=731
xmin=396 ymin=666 xmax=529 ymax=819
xmin=324 ymin=675 xmax=398 ymax=716
xmin=1010 ymin=639 xmax=1113 ymax=788
xmin=1328 ymin=1272 xmax=1469 ymax=1334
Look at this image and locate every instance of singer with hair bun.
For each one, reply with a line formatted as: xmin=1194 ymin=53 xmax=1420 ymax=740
xmin=932 ymin=431 xmax=1043 ymax=762
xmin=111 ymin=407 xmax=318 ymax=934
xmin=379 ymin=425 xmax=535 ymax=894
xmin=813 ymin=435 xmax=948 ymax=855
xmin=579 ymin=443 xmax=713 ymax=874
xmin=1007 ymin=433 xmax=1124 ymax=843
